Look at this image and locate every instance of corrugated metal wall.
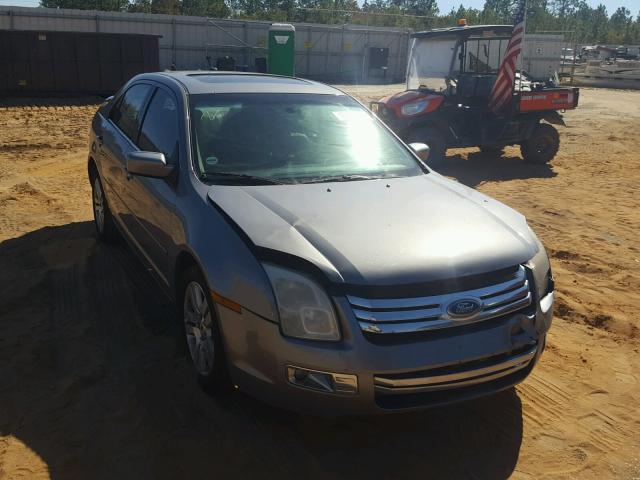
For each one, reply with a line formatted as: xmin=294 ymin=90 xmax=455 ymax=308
xmin=0 ymin=6 xmax=410 ymax=82
xmin=0 ymin=30 xmax=159 ymax=95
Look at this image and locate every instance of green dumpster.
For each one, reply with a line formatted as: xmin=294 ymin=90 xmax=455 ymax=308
xmin=268 ymin=23 xmax=295 ymax=76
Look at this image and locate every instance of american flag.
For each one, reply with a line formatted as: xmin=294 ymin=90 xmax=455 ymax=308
xmin=488 ymin=0 xmax=527 ymax=114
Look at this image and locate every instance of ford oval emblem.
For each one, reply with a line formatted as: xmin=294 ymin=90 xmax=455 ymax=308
xmin=447 ymin=298 xmax=482 ymax=318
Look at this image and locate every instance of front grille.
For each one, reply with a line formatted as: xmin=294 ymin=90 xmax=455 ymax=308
xmin=348 ymin=265 xmax=531 ymax=335
xmin=374 ymin=344 xmax=537 ymax=410
xmin=374 ymin=344 xmax=537 ymax=395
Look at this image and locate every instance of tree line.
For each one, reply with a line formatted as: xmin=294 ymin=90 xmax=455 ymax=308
xmin=39 ymin=0 xmax=640 ymax=44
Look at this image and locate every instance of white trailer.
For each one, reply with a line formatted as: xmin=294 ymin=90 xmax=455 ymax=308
xmin=521 ymin=34 xmax=564 ymax=80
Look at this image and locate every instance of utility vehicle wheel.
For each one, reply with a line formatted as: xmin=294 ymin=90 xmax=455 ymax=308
xmin=181 ymin=266 xmax=228 ymax=391
xmin=91 ymin=172 xmax=119 ymax=243
xmin=407 ymin=127 xmax=446 ymax=168
xmin=479 ymin=145 xmax=505 ymax=157
xmin=520 ymin=124 xmax=559 ymax=164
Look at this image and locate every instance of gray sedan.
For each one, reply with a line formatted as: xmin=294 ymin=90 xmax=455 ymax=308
xmin=88 ymin=72 xmax=554 ymax=414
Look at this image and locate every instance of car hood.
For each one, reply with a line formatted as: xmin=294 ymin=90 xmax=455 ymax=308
xmin=207 ymin=174 xmax=539 ymax=285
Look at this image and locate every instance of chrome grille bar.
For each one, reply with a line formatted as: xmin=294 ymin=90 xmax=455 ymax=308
xmin=351 ymin=306 xmax=441 ymax=323
xmin=374 ymin=345 xmax=537 ymax=394
xmin=349 ymin=265 xmax=532 ymax=334
xmin=481 ymin=284 xmax=529 ymax=308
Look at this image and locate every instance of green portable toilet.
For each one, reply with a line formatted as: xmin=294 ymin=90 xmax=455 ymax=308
xmin=268 ymin=23 xmax=295 ymax=76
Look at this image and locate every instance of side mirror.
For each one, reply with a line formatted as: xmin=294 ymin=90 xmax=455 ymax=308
xmin=126 ymin=151 xmax=174 ymax=178
xmin=408 ymin=142 xmax=430 ymax=162
xmin=102 ymin=95 xmax=114 ymax=108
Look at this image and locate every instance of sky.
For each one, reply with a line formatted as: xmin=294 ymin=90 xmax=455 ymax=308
xmin=0 ymin=0 xmax=637 ymax=16
xmin=434 ymin=0 xmax=638 ymax=14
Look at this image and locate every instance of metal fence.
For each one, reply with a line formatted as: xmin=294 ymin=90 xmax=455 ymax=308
xmin=0 ymin=6 xmax=411 ymax=83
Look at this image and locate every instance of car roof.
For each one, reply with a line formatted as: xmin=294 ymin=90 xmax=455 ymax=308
xmin=411 ymin=25 xmax=513 ymax=40
xmin=140 ymin=71 xmax=343 ymax=95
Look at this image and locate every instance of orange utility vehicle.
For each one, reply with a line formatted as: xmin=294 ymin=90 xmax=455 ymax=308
xmin=371 ymin=23 xmax=579 ymax=166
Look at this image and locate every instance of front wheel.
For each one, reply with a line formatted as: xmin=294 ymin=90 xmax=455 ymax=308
xmin=91 ymin=173 xmax=119 ymax=243
xmin=181 ymin=266 xmax=228 ymax=391
xmin=407 ymin=127 xmax=446 ymax=168
xmin=520 ymin=124 xmax=559 ymax=164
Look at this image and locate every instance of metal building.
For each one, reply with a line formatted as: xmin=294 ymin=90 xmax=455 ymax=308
xmin=0 ymin=6 xmax=410 ymax=83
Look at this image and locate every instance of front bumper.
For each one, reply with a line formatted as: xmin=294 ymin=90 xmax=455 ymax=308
xmin=218 ymin=292 xmax=552 ymax=415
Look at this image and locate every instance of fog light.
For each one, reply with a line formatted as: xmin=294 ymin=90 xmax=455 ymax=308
xmin=286 ymin=366 xmax=358 ymax=395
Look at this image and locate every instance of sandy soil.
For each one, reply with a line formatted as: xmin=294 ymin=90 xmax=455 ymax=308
xmin=0 ymin=87 xmax=639 ymax=479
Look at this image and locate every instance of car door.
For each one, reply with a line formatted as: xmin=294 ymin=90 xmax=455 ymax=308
xmin=124 ymin=85 xmax=182 ymax=283
xmin=99 ymin=82 xmax=154 ymax=238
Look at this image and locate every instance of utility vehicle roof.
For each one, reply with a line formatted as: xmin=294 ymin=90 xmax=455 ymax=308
xmin=411 ymin=25 xmax=514 ymax=40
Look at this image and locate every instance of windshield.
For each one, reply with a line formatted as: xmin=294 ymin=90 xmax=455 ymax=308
xmin=407 ymin=37 xmax=457 ymax=91
xmin=190 ymin=93 xmax=424 ymax=184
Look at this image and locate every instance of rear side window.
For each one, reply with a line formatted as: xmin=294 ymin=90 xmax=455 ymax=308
xmin=138 ymin=88 xmax=179 ymax=165
xmin=110 ymin=84 xmax=152 ymax=142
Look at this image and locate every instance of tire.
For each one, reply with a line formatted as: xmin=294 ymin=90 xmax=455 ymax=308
xmin=407 ymin=127 xmax=446 ymax=168
xmin=479 ymin=145 xmax=505 ymax=157
xmin=91 ymin=171 xmax=119 ymax=243
xmin=180 ymin=266 xmax=229 ymax=391
xmin=520 ymin=123 xmax=560 ymax=164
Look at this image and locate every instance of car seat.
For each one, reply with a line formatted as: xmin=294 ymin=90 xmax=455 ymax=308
xmin=457 ymin=75 xmax=478 ymax=99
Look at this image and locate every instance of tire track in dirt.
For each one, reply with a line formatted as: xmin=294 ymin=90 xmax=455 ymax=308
xmin=519 ymin=373 xmax=572 ymax=423
xmin=578 ymin=410 xmax=627 ymax=453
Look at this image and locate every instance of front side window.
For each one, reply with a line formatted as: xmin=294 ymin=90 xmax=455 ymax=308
xmin=110 ymin=83 xmax=152 ymax=142
xmin=455 ymin=38 xmax=510 ymax=75
xmin=407 ymin=37 xmax=457 ymax=91
xmin=191 ymin=93 xmax=424 ymax=184
xmin=138 ymin=88 xmax=179 ymax=164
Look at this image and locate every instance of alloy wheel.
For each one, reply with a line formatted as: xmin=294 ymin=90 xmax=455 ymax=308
xmin=183 ymin=281 xmax=215 ymax=376
xmin=93 ymin=177 xmax=105 ymax=233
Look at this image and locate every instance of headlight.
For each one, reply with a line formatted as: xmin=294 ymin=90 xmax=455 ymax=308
xmin=400 ymin=99 xmax=429 ymax=116
xmin=263 ymin=264 xmax=340 ymax=341
xmin=526 ymin=230 xmax=553 ymax=299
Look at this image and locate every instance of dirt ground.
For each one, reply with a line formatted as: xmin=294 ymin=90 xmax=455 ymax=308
xmin=0 ymin=86 xmax=639 ymax=480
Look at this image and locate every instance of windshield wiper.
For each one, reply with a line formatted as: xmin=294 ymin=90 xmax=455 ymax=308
xmin=199 ymin=171 xmax=287 ymax=185
xmin=302 ymin=174 xmax=387 ymax=184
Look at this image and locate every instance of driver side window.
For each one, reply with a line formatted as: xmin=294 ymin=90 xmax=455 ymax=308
xmin=109 ymin=84 xmax=152 ymax=142
xmin=138 ymin=88 xmax=179 ymax=165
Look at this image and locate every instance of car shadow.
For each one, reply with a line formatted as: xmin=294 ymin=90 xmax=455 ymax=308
xmin=216 ymin=388 xmax=523 ymax=479
xmin=0 ymin=221 xmax=523 ymax=480
xmin=437 ymin=151 xmax=557 ymax=188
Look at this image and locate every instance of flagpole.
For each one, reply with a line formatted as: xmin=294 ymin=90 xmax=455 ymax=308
xmin=518 ymin=0 xmax=528 ymax=93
